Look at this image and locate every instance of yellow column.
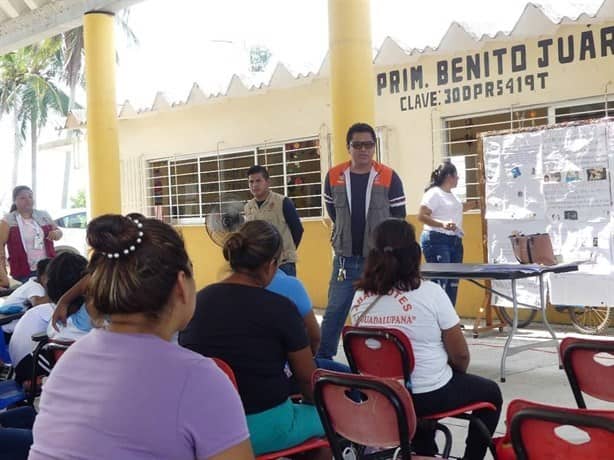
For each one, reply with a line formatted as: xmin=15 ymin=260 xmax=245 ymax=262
xmin=328 ymin=0 xmax=375 ymax=165
xmin=84 ymin=11 xmax=121 ymax=216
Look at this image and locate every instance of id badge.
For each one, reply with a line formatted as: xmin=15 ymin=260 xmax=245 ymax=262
xmin=33 ymin=232 xmax=44 ymax=250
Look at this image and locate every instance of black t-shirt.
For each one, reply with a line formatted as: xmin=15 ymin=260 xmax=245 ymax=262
xmin=179 ymin=283 xmax=309 ymax=414
xmin=349 ymin=172 xmax=370 ymax=255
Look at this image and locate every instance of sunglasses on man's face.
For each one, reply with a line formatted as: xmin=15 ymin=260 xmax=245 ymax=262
xmin=349 ymin=141 xmax=376 ymax=150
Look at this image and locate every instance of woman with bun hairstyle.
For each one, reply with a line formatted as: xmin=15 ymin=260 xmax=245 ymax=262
xmin=418 ymin=160 xmax=475 ymax=306
xmin=30 ymin=214 xmax=254 ymax=460
xmin=350 ymin=219 xmax=501 ymax=459
xmin=0 ymin=185 xmax=62 ymax=287
xmin=180 ymin=220 xmax=329 ymax=459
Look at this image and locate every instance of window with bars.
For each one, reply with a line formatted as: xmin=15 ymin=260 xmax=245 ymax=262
xmin=146 ymin=138 xmax=322 ymax=223
xmin=555 ymin=101 xmax=614 ymax=123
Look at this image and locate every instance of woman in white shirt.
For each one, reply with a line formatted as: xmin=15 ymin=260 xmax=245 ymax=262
xmin=418 ymin=160 xmax=473 ymax=306
xmin=351 ymin=219 xmax=501 ymax=459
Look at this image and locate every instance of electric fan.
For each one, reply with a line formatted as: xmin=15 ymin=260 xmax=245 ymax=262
xmin=204 ymin=198 xmax=245 ymax=247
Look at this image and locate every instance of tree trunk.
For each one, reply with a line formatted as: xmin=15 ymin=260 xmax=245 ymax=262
xmin=61 ymin=84 xmax=78 ymax=208
xmin=11 ymin=109 xmax=20 ymax=189
xmin=31 ymin=111 xmax=38 ymax=197
xmin=61 ymin=149 xmax=72 ymax=207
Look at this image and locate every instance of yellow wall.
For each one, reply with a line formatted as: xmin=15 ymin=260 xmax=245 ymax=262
xmin=118 ymin=20 xmax=614 ymax=318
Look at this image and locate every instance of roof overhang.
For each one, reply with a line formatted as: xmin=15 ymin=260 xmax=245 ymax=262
xmin=0 ymin=0 xmax=144 ymax=56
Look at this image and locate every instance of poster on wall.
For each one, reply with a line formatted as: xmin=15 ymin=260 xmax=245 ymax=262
xmin=483 ymin=118 xmax=614 ymax=307
xmin=484 ymin=130 xmax=545 ymax=220
xmin=542 ymin=123 xmax=611 ymax=223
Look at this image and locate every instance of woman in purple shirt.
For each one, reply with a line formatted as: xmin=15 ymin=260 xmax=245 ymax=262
xmin=29 ymin=214 xmax=254 ymax=460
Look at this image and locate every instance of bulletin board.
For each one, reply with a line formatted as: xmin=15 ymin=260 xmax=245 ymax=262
xmin=481 ymin=118 xmax=614 ymax=307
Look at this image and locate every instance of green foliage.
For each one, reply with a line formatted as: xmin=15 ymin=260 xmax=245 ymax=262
xmin=0 ymin=37 xmax=70 ymax=145
xmin=70 ymin=189 xmax=86 ymax=208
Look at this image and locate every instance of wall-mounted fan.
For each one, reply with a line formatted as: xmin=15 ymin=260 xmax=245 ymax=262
xmin=205 ymin=198 xmax=245 ymax=247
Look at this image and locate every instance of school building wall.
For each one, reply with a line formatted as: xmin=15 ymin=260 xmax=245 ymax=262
xmin=117 ymin=19 xmax=614 ymax=318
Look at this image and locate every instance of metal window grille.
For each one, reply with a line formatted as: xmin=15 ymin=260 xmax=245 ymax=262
xmin=145 ymin=137 xmax=322 ymax=223
xmin=555 ymin=101 xmax=613 ymax=123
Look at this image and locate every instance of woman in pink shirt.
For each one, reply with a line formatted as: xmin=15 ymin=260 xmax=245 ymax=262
xmin=0 ymin=186 xmax=62 ymax=287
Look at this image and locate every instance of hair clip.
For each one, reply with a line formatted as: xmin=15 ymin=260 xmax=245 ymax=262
xmin=101 ymin=217 xmax=144 ymax=259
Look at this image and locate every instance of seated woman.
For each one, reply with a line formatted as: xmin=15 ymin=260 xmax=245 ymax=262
xmin=267 ymin=268 xmax=349 ymax=373
xmin=1 ymin=258 xmax=51 ymax=343
xmin=29 ymin=215 xmax=253 ymax=460
xmin=180 ymin=220 xmax=329 ymax=459
xmin=8 ymin=252 xmax=87 ymax=384
xmin=350 ymin=218 xmax=502 ymax=460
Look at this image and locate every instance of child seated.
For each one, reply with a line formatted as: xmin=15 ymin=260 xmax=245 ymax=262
xmin=8 ymin=253 xmax=87 ymax=383
xmin=1 ymin=258 xmax=51 ymax=336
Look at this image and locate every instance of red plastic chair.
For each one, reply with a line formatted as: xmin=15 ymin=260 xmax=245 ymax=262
xmin=506 ymin=399 xmax=614 ymax=460
xmin=560 ymin=337 xmax=614 ymax=408
xmin=342 ymin=325 xmax=497 ymax=458
xmin=211 ymin=357 xmax=329 ymax=460
xmin=313 ymin=369 xmax=437 ymax=460
xmin=211 ymin=357 xmax=239 ymax=389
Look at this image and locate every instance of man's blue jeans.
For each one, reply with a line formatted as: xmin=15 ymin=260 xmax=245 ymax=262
xmin=278 ymin=262 xmax=296 ymax=277
xmin=420 ymin=231 xmax=463 ymax=306
xmin=316 ymin=255 xmax=365 ymax=360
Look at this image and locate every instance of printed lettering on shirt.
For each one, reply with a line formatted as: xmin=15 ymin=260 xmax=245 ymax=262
xmin=350 ymin=289 xmax=416 ymax=325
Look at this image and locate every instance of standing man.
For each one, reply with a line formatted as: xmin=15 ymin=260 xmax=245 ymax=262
xmin=317 ymin=122 xmax=406 ymax=360
xmin=244 ymin=165 xmax=304 ymax=276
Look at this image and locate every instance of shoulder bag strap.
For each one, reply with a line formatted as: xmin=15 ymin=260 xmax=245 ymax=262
xmin=354 ymin=295 xmax=383 ymax=326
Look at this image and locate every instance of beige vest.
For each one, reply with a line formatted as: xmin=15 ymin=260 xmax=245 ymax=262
xmin=244 ymin=191 xmax=297 ymax=264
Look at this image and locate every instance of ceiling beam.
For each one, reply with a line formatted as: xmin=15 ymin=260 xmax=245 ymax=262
xmin=23 ymin=0 xmax=39 ymax=11
xmin=0 ymin=0 xmax=20 ymax=19
xmin=0 ymin=0 xmax=144 ymax=56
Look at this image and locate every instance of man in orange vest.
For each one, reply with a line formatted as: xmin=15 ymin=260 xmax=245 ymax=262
xmin=317 ymin=122 xmax=406 ymax=359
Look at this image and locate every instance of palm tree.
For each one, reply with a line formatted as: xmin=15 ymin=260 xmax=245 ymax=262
xmin=0 ymin=38 xmax=70 ymax=196
xmin=0 ymin=50 xmax=28 ymax=189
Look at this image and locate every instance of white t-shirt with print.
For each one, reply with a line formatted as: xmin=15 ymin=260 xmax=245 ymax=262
xmin=350 ymin=281 xmax=460 ymax=394
xmin=420 ymin=186 xmax=463 ymax=236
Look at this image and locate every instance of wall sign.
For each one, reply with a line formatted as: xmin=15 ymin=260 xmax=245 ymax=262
xmin=376 ymin=24 xmax=614 ymax=111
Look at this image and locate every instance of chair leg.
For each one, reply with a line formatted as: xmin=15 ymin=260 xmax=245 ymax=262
xmin=471 ymin=417 xmax=497 ymax=459
xmin=436 ymin=422 xmax=453 ymax=459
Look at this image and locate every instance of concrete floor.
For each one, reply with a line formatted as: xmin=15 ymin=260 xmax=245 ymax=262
xmin=314 ymin=309 xmax=614 ymax=459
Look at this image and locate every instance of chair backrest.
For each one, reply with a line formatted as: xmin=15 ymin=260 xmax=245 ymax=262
xmin=342 ymin=325 xmax=414 ymax=385
xmin=211 ymin=357 xmax=239 ymax=390
xmin=313 ymin=369 xmax=417 ymax=460
xmin=560 ymin=337 xmax=614 ymax=408
xmin=47 ymin=339 xmax=74 ymax=362
xmin=509 ymin=399 xmax=614 ymax=460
